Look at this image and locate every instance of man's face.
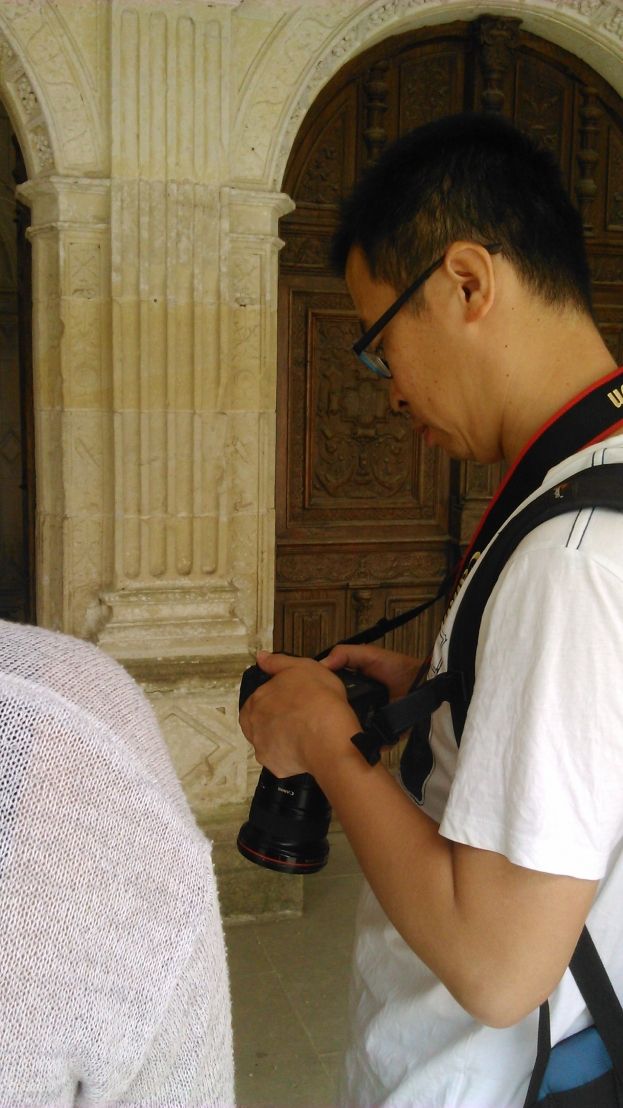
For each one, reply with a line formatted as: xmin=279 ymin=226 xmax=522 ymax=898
xmin=345 ymin=244 xmax=498 ymax=462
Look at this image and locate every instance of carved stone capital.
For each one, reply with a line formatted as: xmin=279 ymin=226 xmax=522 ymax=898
xmin=223 ymin=187 xmax=295 ymax=237
xmin=17 ymin=175 xmax=110 ymax=229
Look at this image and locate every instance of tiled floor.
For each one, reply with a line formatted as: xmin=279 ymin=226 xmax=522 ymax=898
xmin=225 ymin=830 xmax=363 ymax=1108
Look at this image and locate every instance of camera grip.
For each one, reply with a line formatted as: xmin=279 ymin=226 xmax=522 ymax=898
xmin=239 ymin=664 xmax=272 ymax=711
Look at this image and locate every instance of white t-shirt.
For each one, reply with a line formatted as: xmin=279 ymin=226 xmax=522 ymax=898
xmin=341 ymin=434 xmax=623 ymax=1108
xmin=0 ymin=620 xmax=234 ymax=1106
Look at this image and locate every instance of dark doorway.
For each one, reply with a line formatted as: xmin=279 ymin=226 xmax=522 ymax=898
xmin=0 ymin=104 xmax=35 ymax=623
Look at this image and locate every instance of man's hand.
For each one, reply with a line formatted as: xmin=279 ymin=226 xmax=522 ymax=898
xmin=239 ymin=652 xmax=360 ymax=779
xmin=238 ymin=646 xmax=598 ymax=1027
xmin=320 ymin=643 xmax=423 ymax=700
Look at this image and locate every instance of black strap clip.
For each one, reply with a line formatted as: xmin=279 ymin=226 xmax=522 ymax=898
xmin=351 ymin=671 xmax=465 ymax=766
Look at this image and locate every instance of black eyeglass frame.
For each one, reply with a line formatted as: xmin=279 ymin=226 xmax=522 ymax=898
xmin=352 ymin=242 xmax=503 ymax=378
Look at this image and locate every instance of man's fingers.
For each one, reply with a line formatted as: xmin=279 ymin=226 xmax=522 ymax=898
xmin=319 ymin=645 xmax=351 ymax=670
xmin=255 ymin=650 xmax=298 ymax=675
xmin=320 ymin=644 xmax=383 ymax=672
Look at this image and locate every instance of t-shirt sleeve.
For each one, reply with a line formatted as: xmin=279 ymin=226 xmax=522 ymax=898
xmin=439 ymin=542 xmax=623 ymax=880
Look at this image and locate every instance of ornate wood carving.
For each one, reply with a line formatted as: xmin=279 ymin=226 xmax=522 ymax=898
xmin=313 ymin=314 xmax=411 ymax=502
xmin=576 ymin=88 xmax=601 ymax=233
xmin=363 ymin=60 xmax=390 ymax=164
xmin=590 ymin=254 xmax=623 ymax=283
xmin=296 ymin=106 xmax=348 ymax=206
xmin=283 ymin=287 xmax=448 ymax=534
xmin=280 ymin=233 xmax=331 ymax=271
xmin=352 ymin=588 xmax=375 ymax=631
xmin=276 ymin=548 xmax=446 ymax=587
xmin=515 ymin=57 xmax=568 ymax=159
xmin=607 ymin=127 xmax=623 ymax=230
xmin=474 ymin=16 xmax=521 ymax=114
xmin=399 ymin=51 xmax=461 ymax=131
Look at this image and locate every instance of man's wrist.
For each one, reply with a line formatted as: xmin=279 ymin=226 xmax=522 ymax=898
xmin=303 ymin=707 xmax=363 ymax=782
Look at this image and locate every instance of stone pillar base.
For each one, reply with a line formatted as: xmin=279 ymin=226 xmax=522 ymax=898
xmin=96 ymin=585 xmax=249 ymax=677
xmin=200 ymin=803 xmax=304 ymax=924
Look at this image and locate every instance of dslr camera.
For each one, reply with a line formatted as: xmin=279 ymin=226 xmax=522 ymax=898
xmin=237 ymin=662 xmax=388 ymax=874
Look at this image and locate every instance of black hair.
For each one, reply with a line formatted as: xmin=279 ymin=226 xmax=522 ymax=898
xmin=331 ymin=112 xmax=592 ymax=314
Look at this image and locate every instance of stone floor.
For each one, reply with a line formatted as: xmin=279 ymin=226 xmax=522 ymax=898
xmin=225 ymin=830 xmax=363 ymax=1108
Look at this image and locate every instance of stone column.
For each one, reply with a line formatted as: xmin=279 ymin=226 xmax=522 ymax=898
xmin=17 ymin=175 xmax=112 ymax=638
xmin=99 ymin=1 xmax=250 ymax=676
xmin=221 ymin=187 xmax=294 ymax=669
xmin=95 ymin=0 xmax=295 ymax=828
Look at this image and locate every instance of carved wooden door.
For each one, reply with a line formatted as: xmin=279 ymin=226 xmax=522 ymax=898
xmin=276 ymin=16 xmax=623 ymax=664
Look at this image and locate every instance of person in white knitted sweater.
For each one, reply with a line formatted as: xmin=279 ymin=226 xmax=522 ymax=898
xmin=0 ymin=619 xmax=234 ymax=1107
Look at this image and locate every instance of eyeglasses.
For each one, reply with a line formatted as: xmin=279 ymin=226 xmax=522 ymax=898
xmin=352 ymin=243 xmax=503 ymax=379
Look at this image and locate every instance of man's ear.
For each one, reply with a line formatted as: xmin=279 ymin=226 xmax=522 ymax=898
xmin=443 ymin=242 xmax=496 ymax=322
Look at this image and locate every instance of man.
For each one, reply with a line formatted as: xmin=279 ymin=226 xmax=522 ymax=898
xmin=0 ymin=618 xmax=234 ymax=1105
xmin=240 ymin=113 xmax=623 ymax=1106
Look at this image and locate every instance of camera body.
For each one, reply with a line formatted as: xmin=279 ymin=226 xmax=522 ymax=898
xmin=237 ymin=662 xmax=388 ymax=874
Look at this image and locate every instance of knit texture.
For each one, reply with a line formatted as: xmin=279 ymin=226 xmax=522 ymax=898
xmin=0 ymin=620 xmax=234 ymax=1106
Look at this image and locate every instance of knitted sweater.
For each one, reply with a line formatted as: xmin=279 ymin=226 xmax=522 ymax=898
xmin=0 ymin=620 xmax=234 ymax=1106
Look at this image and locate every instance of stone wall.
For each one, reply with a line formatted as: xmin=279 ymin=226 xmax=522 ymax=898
xmin=1 ymin=0 xmax=622 ymax=916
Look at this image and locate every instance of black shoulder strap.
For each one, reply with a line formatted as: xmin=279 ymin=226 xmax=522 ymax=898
xmin=355 ymin=465 xmax=623 ymax=762
xmin=348 ymin=462 xmax=623 ymax=1090
xmin=443 ymin=463 xmax=623 ymax=1103
xmin=523 ymin=929 xmax=623 ymax=1107
xmin=570 ymin=928 xmax=623 ymax=1077
xmin=448 ymin=463 xmax=623 ymax=743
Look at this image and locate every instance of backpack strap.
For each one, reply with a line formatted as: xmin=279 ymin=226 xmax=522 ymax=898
xmin=570 ymin=927 xmax=623 ymax=1080
xmin=522 ymin=930 xmax=623 ymax=1108
xmin=350 ymin=462 xmax=623 ymax=1094
xmin=523 ymin=1001 xmax=552 ymax=1107
xmin=444 ymin=464 xmax=623 ymax=1104
xmin=355 ymin=465 xmax=623 ymax=766
xmin=448 ymin=463 xmax=623 ymax=742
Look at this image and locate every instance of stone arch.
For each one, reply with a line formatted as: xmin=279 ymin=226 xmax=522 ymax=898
xmin=231 ymin=0 xmax=623 ymax=192
xmin=0 ymin=2 xmax=103 ymax=178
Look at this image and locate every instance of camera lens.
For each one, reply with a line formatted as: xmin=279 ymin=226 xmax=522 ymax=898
xmin=237 ymin=768 xmax=331 ymax=874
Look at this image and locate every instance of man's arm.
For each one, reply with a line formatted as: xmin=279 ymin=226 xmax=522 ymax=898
xmin=240 ymin=650 xmax=597 ymax=1029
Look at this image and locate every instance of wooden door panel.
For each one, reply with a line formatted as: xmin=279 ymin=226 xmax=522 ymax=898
xmin=382 ymin=587 xmax=447 ymax=661
xmin=275 ymin=589 xmax=347 ymax=659
xmin=292 ymin=87 xmax=358 ymax=208
xmin=280 ymin=282 xmax=449 ymax=538
xmin=397 ymin=40 xmax=467 ymax=131
xmin=513 ymin=53 xmax=573 ymax=162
